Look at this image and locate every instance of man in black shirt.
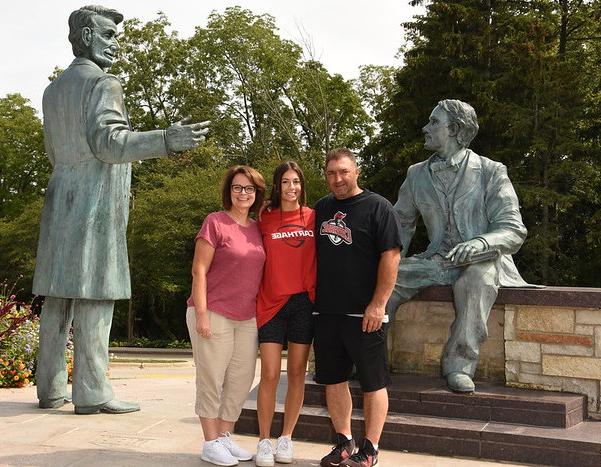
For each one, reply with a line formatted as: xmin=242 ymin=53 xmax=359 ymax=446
xmin=314 ymin=148 xmax=402 ymax=467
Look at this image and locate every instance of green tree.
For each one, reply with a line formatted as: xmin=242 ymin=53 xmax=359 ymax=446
xmin=111 ymin=7 xmax=372 ymax=168
xmin=125 ymin=154 xmax=223 ymax=339
xmin=283 ymin=60 xmax=373 ymax=168
xmin=111 ymin=13 xmax=187 ymax=131
xmin=0 ymin=94 xmax=49 ymax=218
xmin=0 ymin=198 xmax=43 ymax=293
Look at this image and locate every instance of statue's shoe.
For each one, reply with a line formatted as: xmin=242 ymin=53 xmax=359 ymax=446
xmin=447 ymin=372 xmax=475 ymax=393
xmin=75 ymin=399 xmax=140 ymax=415
xmin=39 ymin=394 xmax=72 ymax=409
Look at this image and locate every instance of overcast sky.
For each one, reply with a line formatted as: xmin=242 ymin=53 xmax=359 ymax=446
xmin=1 ymin=1 xmax=422 ymax=115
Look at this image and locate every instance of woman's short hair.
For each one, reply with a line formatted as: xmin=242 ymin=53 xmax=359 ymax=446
xmin=221 ymin=165 xmax=266 ymax=214
xmin=268 ymin=161 xmax=306 ymax=209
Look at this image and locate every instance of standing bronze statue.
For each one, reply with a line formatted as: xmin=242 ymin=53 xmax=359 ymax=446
xmin=387 ymin=99 xmax=528 ymax=393
xmin=33 ymin=5 xmax=209 ymax=414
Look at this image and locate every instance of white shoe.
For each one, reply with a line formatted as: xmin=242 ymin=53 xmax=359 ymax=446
xmin=219 ymin=432 xmax=253 ymax=461
xmin=202 ymin=439 xmax=239 ymax=466
xmin=255 ymin=438 xmax=274 ymax=467
xmin=274 ymin=436 xmax=293 ymax=464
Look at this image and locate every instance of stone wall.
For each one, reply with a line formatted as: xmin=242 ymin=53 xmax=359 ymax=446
xmin=388 ymin=300 xmax=505 ymax=382
xmin=505 ymin=302 xmax=601 ymax=416
xmin=389 ymin=286 xmax=601 ymax=416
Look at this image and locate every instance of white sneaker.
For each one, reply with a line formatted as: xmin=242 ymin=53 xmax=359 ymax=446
xmin=274 ymin=436 xmax=293 ymax=464
xmin=201 ymin=439 xmax=239 ymax=466
xmin=255 ymin=438 xmax=274 ymax=467
xmin=219 ymin=432 xmax=253 ymax=461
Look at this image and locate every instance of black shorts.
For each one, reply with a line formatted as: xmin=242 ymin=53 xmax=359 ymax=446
xmin=258 ymin=292 xmax=314 ymax=345
xmin=313 ymin=314 xmax=391 ymax=392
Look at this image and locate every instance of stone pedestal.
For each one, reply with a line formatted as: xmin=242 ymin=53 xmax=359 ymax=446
xmin=388 ymin=286 xmax=601 ymax=417
xmin=388 ymin=300 xmax=505 ymax=382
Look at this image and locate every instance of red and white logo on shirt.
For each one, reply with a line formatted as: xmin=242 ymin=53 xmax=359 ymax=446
xmin=320 ymin=211 xmax=353 ymax=245
xmin=270 ymin=224 xmax=314 ymax=248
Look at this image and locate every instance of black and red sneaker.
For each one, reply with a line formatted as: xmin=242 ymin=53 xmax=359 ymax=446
xmin=340 ymin=438 xmax=378 ymax=467
xmin=320 ymin=433 xmax=356 ymax=467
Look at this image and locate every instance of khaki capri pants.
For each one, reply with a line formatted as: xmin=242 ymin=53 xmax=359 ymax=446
xmin=186 ymin=307 xmax=258 ymax=421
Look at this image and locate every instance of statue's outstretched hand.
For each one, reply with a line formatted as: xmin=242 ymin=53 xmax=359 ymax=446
xmin=165 ymin=117 xmax=210 ymax=153
xmin=446 ymin=239 xmax=486 ymax=265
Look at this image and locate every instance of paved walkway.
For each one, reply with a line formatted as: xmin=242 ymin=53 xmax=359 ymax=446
xmin=0 ymin=355 xmax=529 ymax=466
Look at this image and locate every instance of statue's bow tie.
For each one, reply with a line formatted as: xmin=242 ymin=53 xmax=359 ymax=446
xmin=431 ymin=159 xmax=459 ymax=172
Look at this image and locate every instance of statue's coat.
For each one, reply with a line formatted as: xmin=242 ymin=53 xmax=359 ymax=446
xmin=33 ymin=57 xmax=168 ymax=299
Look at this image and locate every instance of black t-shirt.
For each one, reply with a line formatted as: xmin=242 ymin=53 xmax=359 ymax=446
xmin=315 ymin=190 xmax=402 ymax=316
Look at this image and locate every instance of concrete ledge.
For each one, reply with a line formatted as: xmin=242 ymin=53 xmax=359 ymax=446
xmin=414 ymin=286 xmax=601 ymax=308
xmin=109 ymin=347 xmax=192 ymax=356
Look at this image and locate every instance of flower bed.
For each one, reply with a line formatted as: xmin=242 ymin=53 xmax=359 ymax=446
xmin=0 ymin=281 xmax=73 ymax=388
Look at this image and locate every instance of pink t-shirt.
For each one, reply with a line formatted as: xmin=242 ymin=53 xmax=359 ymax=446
xmin=187 ymin=211 xmax=266 ymax=320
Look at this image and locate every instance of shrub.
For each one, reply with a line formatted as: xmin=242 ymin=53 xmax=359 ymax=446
xmin=0 ymin=281 xmax=38 ymax=388
xmin=0 ymin=281 xmax=74 ymax=388
xmin=110 ymin=337 xmax=191 ymax=349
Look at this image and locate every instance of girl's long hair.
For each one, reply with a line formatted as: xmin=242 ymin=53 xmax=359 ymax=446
xmin=268 ymin=161 xmax=307 ymax=210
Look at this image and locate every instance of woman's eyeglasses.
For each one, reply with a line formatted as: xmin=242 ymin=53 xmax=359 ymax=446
xmin=231 ymin=184 xmax=256 ymax=194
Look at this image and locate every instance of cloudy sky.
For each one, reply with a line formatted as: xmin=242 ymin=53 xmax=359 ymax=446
xmin=1 ymin=1 xmax=422 ymax=114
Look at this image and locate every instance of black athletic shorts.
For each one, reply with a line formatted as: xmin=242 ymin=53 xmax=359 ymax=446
xmin=258 ymin=292 xmax=314 ymax=345
xmin=313 ymin=314 xmax=391 ymax=392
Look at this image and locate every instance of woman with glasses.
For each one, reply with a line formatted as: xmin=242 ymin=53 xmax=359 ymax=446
xmin=186 ymin=165 xmax=266 ymax=467
xmin=255 ymin=161 xmax=316 ymax=467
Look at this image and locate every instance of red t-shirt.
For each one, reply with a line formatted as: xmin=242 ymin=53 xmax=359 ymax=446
xmin=256 ymin=207 xmax=317 ymax=328
xmin=187 ymin=211 xmax=265 ymax=321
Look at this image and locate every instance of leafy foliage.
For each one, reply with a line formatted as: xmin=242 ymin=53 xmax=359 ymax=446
xmin=112 ymin=7 xmax=371 ymax=166
xmin=0 ymin=198 xmax=43 ymax=291
xmin=0 ymin=95 xmax=49 ymax=218
xmin=110 ymin=337 xmax=191 ymax=349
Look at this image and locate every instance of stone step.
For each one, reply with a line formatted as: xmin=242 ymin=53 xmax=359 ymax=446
xmin=236 ymin=398 xmax=601 ymax=467
xmin=303 ymin=374 xmax=586 ymax=428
